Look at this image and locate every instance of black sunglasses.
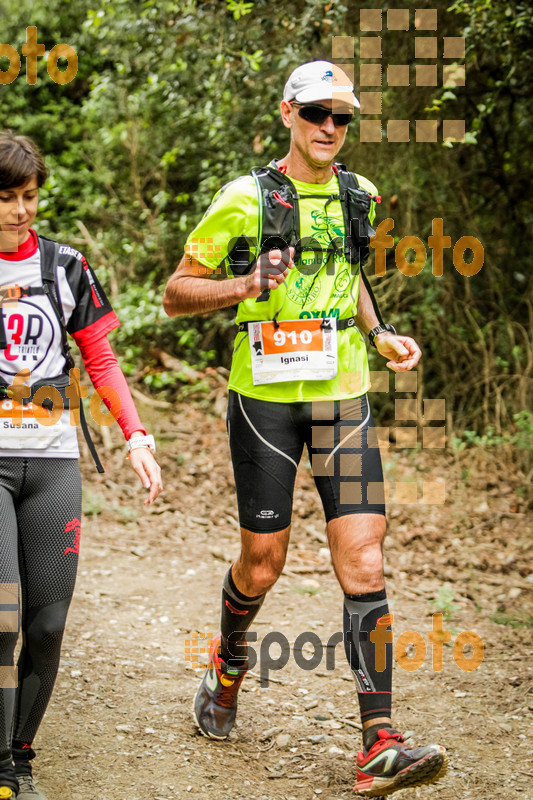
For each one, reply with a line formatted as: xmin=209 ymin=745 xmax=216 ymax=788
xmin=291 ymin=102 xmax=353 ymax=127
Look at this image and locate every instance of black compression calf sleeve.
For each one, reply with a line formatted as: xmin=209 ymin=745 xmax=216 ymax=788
xmin=343 ymin=589 xmax=393 ymax=727
xmin=220 ymin=567 xmax=265 ymax=666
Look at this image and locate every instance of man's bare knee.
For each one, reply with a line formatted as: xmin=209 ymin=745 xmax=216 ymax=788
xmin=245 ymin=558 xmax=285 ymax=593
xmin=355 ymin=541 xmax=384 ymax=577
xmin=233 ymin=527 xmax=290 ymax=595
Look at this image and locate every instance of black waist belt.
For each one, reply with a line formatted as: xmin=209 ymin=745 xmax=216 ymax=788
xmin=0 ymin=375 xmax=70 ymax=408
xmin=237 ymin=315 xmax=357 ymax=333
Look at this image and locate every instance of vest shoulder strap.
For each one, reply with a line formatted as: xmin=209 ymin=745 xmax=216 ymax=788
xmin=37 ymin=235 xmax=59 ymax=283
xmin=37 ymin=236 xmax=73 ymax=367
xmin=332 ymin=169 xmax=384 ymax=325
xmin=251 ymin=164 xmax=301 ymax=253
xmin=334 ymin=162 xmax=360 ymax=192
xmin=36 ymin=236 xmax=104 ymax=472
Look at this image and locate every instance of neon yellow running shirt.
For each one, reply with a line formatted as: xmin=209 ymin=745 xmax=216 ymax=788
xmin=185 ymin=170 xmax=378 ymax=403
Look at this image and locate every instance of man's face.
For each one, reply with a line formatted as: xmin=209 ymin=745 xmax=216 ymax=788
xmin=0 ymin=175 xmax=39 ymax=248
xmin=281 ymin=98 xmax=352 ymax=169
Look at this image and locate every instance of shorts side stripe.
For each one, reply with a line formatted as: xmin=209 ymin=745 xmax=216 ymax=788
xmin=238 ymin=393 xmax=298 ymax=469
xmin=324 ymin=400 xmax=371 ymax=471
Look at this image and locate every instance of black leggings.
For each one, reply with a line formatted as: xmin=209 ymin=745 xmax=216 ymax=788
xmin=0 ymin=457 xmax=81 ymax=770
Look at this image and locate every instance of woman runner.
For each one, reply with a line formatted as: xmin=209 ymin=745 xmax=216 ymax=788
xmin=0 ymin=131 xmax=163 ymax=799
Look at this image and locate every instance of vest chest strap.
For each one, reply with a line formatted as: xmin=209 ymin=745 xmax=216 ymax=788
xmin=237 ymin=315 xmax=356 ymax=333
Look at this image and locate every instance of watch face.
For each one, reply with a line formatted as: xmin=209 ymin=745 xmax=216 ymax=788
xmin=369 ymin=324 xmax=390 ymax=347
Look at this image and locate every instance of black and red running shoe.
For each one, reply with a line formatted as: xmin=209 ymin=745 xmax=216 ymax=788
xmin=353 ymin=728 xmax=447 ymax=796
xmin=193 ymin=633 xmax=248 ymax=740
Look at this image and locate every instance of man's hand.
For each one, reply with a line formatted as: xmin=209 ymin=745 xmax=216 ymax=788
xmin=129 ymin=448 xmax=163 ymax=505
xmin=243 ymin=247 xmax=295 ymax=299
xmin=375 ymin=333 xmax=421 ymax=372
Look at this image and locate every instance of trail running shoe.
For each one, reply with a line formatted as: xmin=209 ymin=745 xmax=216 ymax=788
xmin=193 ymin=633 xmax=248 ymax=740
xmin=353 ymin=728 xmax=447 ymax=797
xmin=16 ymin=775 xmax=49 ymax=799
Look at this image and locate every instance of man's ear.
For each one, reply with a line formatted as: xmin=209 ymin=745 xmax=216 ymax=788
xmin=280 ymin=100 xmax=293 ymax=130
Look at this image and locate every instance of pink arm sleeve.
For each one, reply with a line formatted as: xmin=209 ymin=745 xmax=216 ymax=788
xmin=75 ymin=334 xmax=147 ymax=440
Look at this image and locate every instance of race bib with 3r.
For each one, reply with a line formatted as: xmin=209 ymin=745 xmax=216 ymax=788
xmin=249 ymin=318 xmax=338 ymax=385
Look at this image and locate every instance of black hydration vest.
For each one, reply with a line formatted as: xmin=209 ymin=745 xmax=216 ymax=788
xmin=0 ymin=235 xmax=104 ymax=472
xmin=227 ymin=161 xmax=384 ymax=323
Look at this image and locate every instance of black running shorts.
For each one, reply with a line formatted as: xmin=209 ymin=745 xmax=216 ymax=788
xmin=227 ymin=390 xmax=386 ymax=533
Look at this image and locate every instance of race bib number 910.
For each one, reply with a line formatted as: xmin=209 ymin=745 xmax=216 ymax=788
xmin=249 ymin=318 xmax=337 ymax=385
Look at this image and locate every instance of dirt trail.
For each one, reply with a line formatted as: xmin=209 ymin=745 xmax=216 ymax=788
xmin=30 ymin=400 xmax=531 ymax=800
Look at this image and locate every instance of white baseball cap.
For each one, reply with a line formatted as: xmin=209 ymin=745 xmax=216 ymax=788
xmin=283 ymin=60 xmax=360 ymax=108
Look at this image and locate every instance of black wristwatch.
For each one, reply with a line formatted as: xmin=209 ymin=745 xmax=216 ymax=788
xmin=368 ymin=323 xmax=396 ymax=348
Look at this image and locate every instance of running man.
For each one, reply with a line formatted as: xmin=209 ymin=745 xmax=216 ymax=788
xmin=163 ymin=61 xmax=447 ymax=797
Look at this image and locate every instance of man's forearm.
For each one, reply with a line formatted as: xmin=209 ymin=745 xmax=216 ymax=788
xmin=163 ymin=248 xmax=293 ymax=316
xmin=354 ymin=276 xmax=380 ymax=335
xmin=163 ymin=268 xmax=248 ymax=317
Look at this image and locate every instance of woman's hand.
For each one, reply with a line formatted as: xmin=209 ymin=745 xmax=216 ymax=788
xmin=128 ymin=447 xmax=163 ymax=504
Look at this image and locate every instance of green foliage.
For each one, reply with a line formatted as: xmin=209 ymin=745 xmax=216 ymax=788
xmin=0 ymin=0 xmax=530 ymax=445
xmin=352 ymin=0 xmax=533 ymax=440
xmin=429 ymin=585 xmax=461 ymax=622
xmin=104 ymin=278 xmax=239 ymax=390
xmin=82 ymin=489 xmax=106 ymax=516
xmin=491 ymin=611 xmax=533 ymax=629
xmin=511 ymin=411 xmax=533 ymax=453
xmin=114 ymin=505 xmax=139 ymax=524
xmin=452 ymin=412 xmax=533 ymax=454
xmin=226 ymin=0 xmax=255 ymax=21
xmin=108 ymin=280 xmax=215 ymax=374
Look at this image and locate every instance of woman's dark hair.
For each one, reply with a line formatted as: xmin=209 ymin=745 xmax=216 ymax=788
xmin=0 ymin=130 xmax=48 ymax=190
